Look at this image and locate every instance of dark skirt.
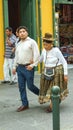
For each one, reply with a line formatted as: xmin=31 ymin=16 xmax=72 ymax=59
xmin=39 ymin=65 xmax=69 ymax=104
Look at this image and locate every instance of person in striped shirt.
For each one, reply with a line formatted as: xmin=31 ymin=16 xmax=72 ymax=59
xmin=2 ymin=27 xmax=17 ymax=85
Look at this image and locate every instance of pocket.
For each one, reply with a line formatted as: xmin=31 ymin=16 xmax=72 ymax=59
xmin=16 ymin=66 xmax=18 ymax=72
xmin=46 ymin=68 xmax=54 ymax=76
xmin=44 ymin=68 xmax=54 ymax=81
xmin=44 ymin=68 xmax=54 ymax=77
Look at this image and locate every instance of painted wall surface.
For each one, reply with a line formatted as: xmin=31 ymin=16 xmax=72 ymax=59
xmin=0 ymin=0 xmax=4 ymax=80
xmin=41 ymin=0 xmax=53 ymax=37
xmin=0 ymin=0 xmax=54 ymax=75
xmin=55 ymin=0 xmax=73 ymax=4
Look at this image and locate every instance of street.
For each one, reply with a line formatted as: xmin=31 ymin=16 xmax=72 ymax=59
xmin=0 ymin=67 xmax=73 ymax=130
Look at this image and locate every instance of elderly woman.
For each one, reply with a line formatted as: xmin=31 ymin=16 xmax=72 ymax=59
xmin=39 ymin=33 xmax=69 ymax=112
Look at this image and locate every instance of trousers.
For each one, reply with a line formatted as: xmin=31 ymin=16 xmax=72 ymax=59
xmin=3 ymin=58 xmax=17 ymax=82
xmin=17 ymin=65 xmax=39 ymax=106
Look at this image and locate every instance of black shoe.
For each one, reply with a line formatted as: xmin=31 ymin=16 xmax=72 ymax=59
xmin=1 ymin=81 xmax=10 ymax=84
xmin=45 ymin=106 xmax=52 ymax=113
xmin=9 ymin=81 xmax=17 ymax=85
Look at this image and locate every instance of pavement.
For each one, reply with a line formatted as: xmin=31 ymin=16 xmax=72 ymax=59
xmin=0 ymin=66 xmax=73 ymax=130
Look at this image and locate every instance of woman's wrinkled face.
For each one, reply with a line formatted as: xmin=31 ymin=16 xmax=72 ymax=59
xmin=43 ymin=42 xmax=52 ymax=51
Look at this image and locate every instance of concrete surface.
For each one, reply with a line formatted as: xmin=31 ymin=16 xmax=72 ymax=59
xmin=0 ymin=67 xmax=73 ymax=130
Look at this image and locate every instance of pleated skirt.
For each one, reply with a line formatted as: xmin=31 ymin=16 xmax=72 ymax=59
xmin=39 ymin=65 xmax=69 ymax=104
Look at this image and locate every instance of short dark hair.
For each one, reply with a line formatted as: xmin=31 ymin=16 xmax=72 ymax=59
xmin=5 ymin=27 xmax=13 ymax=32
xmin=18 ymin=26 xmax=28 ymax=33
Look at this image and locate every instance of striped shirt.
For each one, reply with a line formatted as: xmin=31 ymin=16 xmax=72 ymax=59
xmin=5 ymin=34 xmax=16 ymax=59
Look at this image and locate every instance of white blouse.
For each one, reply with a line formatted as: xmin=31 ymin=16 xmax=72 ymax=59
xmin=40 ymin=47 xmax=68 ymax=75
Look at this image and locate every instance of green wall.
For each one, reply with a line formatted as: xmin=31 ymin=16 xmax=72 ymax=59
xmin=20 ymin=0 xmax=37 ymax=40
xmin=55 ymin=0 xmax=73 ymax=4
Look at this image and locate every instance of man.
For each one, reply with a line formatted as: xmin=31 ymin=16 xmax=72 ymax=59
xmin=2 ymin=27 xmax=17 ymax=85
xmin=12 ymin=26 xmax=40 ymax=112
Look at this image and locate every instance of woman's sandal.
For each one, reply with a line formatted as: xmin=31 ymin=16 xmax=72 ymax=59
xmin=46 ymin=106 xmax=52 ymax=113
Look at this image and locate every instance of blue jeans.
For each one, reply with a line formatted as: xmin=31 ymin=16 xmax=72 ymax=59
xmin=17 ymin=65 xmax=39 ymax=106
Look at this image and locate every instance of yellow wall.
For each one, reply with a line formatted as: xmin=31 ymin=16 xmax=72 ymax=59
xmin=35 ymin=0 xmax=53 ymax=73
xmin=41 ymin=0 xmax=53 ymax=37
xmin=0 ymin=0 xmax=4 ymax=80
xmin=0 ymin=0 xmax=53 ymax=75
xmin=37 ymin=0 xmax=53 ymax=72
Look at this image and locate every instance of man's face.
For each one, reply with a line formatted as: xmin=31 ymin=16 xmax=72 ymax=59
xmin=18 ymin=28 xmax=28 ymax=40
xmin=5 ymin=29 xmax=12 ymax=37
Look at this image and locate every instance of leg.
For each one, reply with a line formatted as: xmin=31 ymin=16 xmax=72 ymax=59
xmin=3 ymin=58 xmax=10 ymax=81
xmin=8 ymin=58 xmax=17 ymax=83
xmin=46 ymin=100 xmax=52 ymax=113
xmin=17 ymin=66 xmax=28 ymax=106
xmin=26 ymin=68 xmax=39 ymax=95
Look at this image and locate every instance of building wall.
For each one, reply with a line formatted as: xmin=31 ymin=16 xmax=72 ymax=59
xmin=41 ymin=0 xmax=53 ymax=36
xmin=0 ymin=0 xmax=54 ymax=79
xmin=37 ymin=0 xmax=53 ymax=72
xmin=0 ymin=0 xmax=4 ymax=80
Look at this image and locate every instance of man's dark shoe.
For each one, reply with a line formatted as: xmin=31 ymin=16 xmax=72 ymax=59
xmin=16 ymin=105 xmax=29 ymax=112
xmin=1 ymin=81 xmax=10 ymax=84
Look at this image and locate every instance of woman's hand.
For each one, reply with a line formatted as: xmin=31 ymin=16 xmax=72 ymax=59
xmin=64 ymin=75 xmax=68 ymax=82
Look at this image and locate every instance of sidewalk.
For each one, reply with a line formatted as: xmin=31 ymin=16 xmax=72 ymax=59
xmin=0 ymin=68 xmax=73 ymax=130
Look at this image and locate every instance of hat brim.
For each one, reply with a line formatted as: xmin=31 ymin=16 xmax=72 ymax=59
xmin=43 ymin=38 xmax=55 ymax=42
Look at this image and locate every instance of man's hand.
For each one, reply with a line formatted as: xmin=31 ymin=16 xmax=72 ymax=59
xmin=12 ymin=69 xmax=16 ymax=75
xmin=6 ymin=37 xmax=12 ymax=46
xmin=26 ymin=65 xmax=33 ymax=70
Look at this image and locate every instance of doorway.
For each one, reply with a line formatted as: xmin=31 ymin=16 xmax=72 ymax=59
xmin=8 ymin=0 xmax=20 ymax=33
xmin=8 ymin=0 xmax=37 ymax=38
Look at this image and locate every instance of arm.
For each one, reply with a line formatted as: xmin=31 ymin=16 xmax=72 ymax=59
xmin=26 ymin=40 xmax=40 ymax=70
xmin=6 ymin=37 xmax=13 ymax=47
xmin=12 ymin=49 xmax=18 ymax=74
xmin=39 ymin=51 xmax=44 ymax=63
xmin=7 ymin=35 xmax=16 ymax=47
xmin=56 ymin=48 xmax=68 ymax=82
